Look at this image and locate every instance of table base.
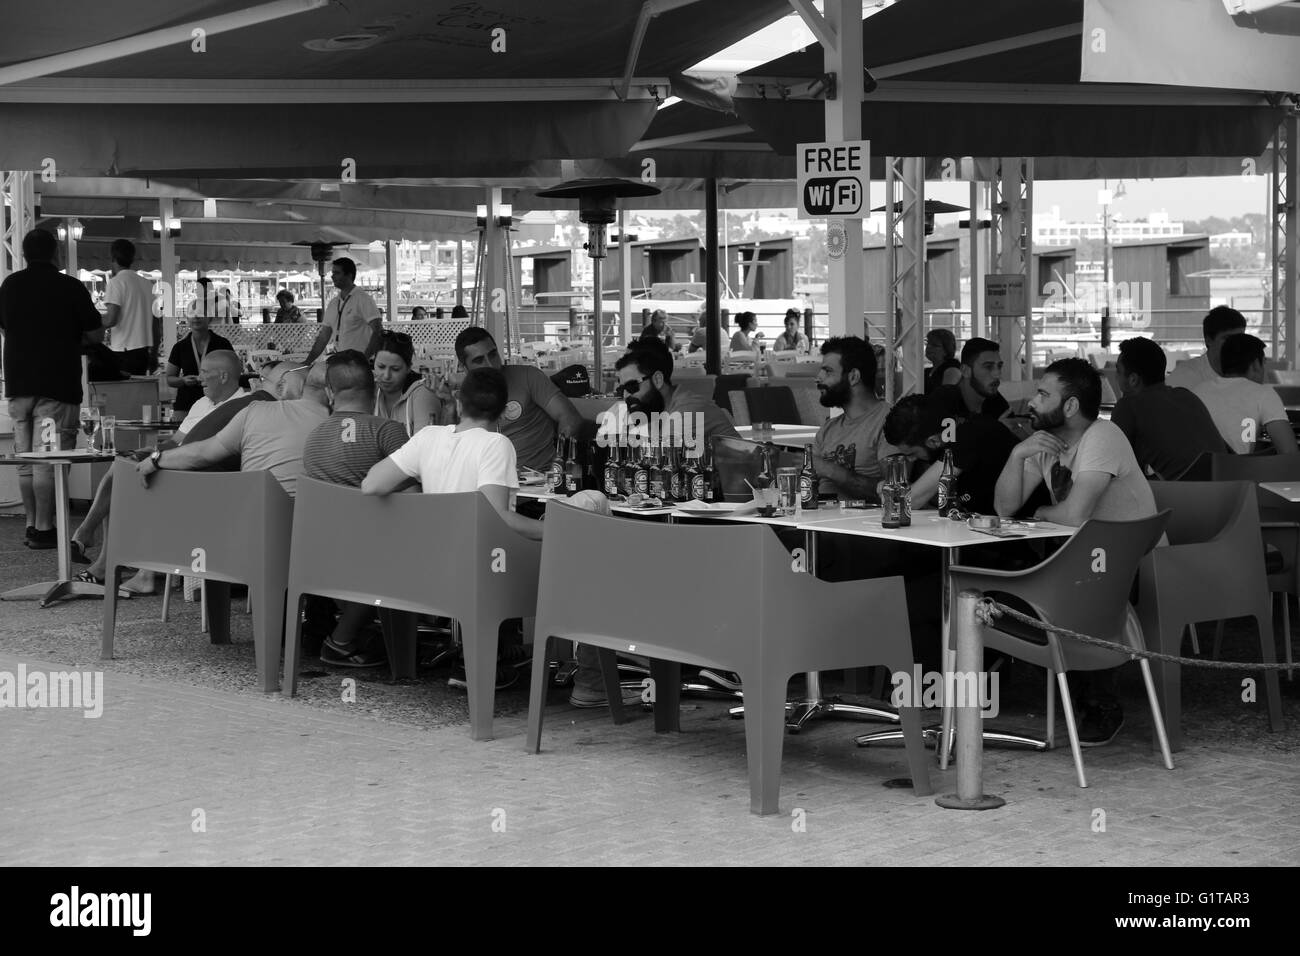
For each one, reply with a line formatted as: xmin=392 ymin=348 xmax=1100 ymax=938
xmin=855 ymin=726 xmax=1048 ymax=754
xmin=2 ymin=578 xmax=131 ymax=607
xmin=727 ymin=672 xmax=900 ymax=733
xmin=934 ymin=792 xmax=1006 ymax=811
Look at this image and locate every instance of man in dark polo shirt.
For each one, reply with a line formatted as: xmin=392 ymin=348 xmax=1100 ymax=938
xmin=930 ymin=336 xmax=1010 ymax=423
xmin=302 ymin=350 xmax=409 ymax=668
xmin=0 ymin=229 xmax=105 ymax=549
xmin=1111 ymin=336 xmax=1227 ymax=479
xmin=883 ymin=393 xmax=1017 ymax=516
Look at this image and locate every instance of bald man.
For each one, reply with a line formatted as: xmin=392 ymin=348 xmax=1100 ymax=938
xmin=137 ymin=360 xmax=330 ymax=496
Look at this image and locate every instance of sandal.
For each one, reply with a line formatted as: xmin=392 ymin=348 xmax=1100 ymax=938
xmin=69 ymin=540 xmax=91 ymax=565
xmin=74 ymin=569 xmax=104 ymax=585
xmin=320 ymin=635 xmax=387 ymax=669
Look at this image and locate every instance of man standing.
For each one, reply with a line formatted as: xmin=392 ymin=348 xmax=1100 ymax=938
xmin=102 ymin=239 xmax=157 ymax=375
xmin=930 ymin=336 xmax=1009 ymax=422
xmin=994 ymin=358 xmax=1160 ymax=745
xmin=1192 ymin=332 xmax=1298 ymax=454
xmin=0 ymin=229 xmax=104 ymax=549
xmin=453 ymin=327 xmax=586 ymax=471
xmin=809 ymin=336 xmax=891 ymax=503
xmin=304 ymin=257 xmax=383 ymax=363
xmin=1111 ymin=336 xmax=1227 ymax=478
xmin=1166 ymin=306 xmax=1248 ymax=390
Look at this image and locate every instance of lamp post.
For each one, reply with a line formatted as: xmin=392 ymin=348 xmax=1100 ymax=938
xmin=1098 ymin=185 xmax=1112 ymax=348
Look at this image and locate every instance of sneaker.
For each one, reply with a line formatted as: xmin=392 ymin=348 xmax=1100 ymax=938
xmin=25 ymin=525 xmax=37 ymax=542
xmin=320 ymin=636 xmax=387 ymax=669
xmin=569 ymin=685 xmax=646 ymax=709
xmin=1078 ymin=703 xmax=1124 ymax=747
xmin=26 ymin=529 xmax=57 ymax=550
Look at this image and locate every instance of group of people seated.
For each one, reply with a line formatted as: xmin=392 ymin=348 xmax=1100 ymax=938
xmin=66 ymin=301 xmax=1292 ymax=740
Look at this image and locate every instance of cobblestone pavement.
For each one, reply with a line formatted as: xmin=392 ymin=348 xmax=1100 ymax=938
xmin=3 ymin=649 xmax=1298 ymax=867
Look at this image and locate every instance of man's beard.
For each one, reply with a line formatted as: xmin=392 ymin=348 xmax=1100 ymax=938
xmin=1030 ymin=404 xmax=1066 ymax=431
xmin=627 ymin=388 xmax=665 ymax=416
xmin=971 ymin=376 xmax=1000 ymax=399
xmin=818 ymin=380 xmax=851 ymax=408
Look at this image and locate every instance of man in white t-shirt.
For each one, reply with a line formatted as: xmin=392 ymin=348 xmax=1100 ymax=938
xmin=304 ymin=257 xmax=383 ymax=363
xmin=1192 ymin=332 xmax=1298 ymax=455
xmin=995 ymin=358 xmax=1160 ymax=748
xmin=1166 ymin=305 xmax=1247 ymax=391
xmin=102 ymin=239 xmax=158 ymax=375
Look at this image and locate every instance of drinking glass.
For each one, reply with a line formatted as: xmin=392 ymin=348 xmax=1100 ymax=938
xmin=81 ymin=407 xmax=99 ymax=453
xmin=100 ymin=416 xmax=117 ymax=455
xmin=775 ymin=467 xmax=800 ymax=516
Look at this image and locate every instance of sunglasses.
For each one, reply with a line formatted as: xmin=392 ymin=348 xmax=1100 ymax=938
xmin=618 ymin=376 xmax=650 ymax=396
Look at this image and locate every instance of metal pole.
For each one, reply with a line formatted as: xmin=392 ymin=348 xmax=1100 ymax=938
xmin=705 ymin=177 xmax=721 ymax=375
xmin=592 ymin=255 xmax=604 ymax=388
xmin=935 ymin=589 xmax=1005 ymax=810
xmin=969 ymin=179 xmax=982 ymax=340
xmin=159 ymin=197 xmax=178 ymax=361
xmin=456 ymin=239 xmax=464 ymax=308
xmin=385 ymin=239 xmax=396 ymax=324
xmin=619 ymin=208 xmax=633 ymax=346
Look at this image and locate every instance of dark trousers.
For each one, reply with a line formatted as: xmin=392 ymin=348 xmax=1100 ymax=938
xmin=113 ymin=347 xmax=154 ymax=376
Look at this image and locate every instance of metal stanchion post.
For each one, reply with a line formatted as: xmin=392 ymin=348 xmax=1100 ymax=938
xmin=936 ymin=589 xmax=1006 ymax=810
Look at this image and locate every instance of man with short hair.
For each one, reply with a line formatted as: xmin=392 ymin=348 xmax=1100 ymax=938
xmin=994 ymin=357 xmax=1160 ymax=746
xmin=930 ymin=336 xmax=1010 ymax=422
xmin=303 ymin=350 xmax=410 ymax=668
xmin=102 ymin=238 xmax=158 ymax=375
xmin=639 ymin=309 xmax=676 ymax=351
xmin=0 ymin=229 xmax=105 ymax=549
xmin=612 ymin=339 xmax=739 ymax=453
xmin=453 ymin=326 xmax=585 ymax=471
xmin=1193 ymin=332 xmax=1298 ymax=454
xmin=1112 ymin=336 xmax=1227 ymax=478
xmin=1166 ymin=305 xmax=1248 ymax=390
xmin=809 ymin=336 xmax=891 ymax=503
xmin=883 ymin=393 xmax=1017 ymax=515
xmin=304 ymin=257 xmax=383 ymax=363
xmin=136 ymin=362 xmax=331 ymax=496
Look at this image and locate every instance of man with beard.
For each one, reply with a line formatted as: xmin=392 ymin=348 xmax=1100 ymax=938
xmin=883 ymin=393 xmax=1017 ymax=515
xmin=930 ymin=337 xmax=1009 ymax=423
xmin=809 ymin=336 xmax=891 ymax=503
xmin=993 ymin=357 xmax=1158 ymax=746
xmin=612 ymin=339 xmax=738 ymax=453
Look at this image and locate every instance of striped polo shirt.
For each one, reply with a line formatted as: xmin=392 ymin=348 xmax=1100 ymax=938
xmin=303 ymin=411 xmax=409 ymax=489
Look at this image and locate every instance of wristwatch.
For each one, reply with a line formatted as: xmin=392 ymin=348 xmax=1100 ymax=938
xmin=149 ymin=449 xmax=164 ymax=469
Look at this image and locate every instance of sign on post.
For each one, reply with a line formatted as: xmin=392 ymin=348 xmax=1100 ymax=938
xmin=985 ymin=274 xmax=1026 ymax=317
xmin=797 ymin=140 xmax=870 ymax=219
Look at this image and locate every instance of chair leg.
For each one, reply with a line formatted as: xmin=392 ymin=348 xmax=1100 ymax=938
xmin=161 ymin=573 xmax=172 ymax=623
xmin=895 ymin=704 xmax=934 ymax=798
xmin=245 ymin=591 xmax=252 ymax=615
xmin=200 ymin=580 xmax=209 ymax=634
xmin=1055 ymin=673 xmax=1088 ymax=789
xmin=379 ymin=609 xmax=418 ymax=681
xmin=1138 ymin=659 xmax=1175 ymax=771
xmin=739 ymin=670 xmax=790 ymax=815
xmin=100 ymin=561 xmax=120 ymax=661
xmin=250 ymin=584 xmax=284 ymax=694
xmin=205 ymin=581 xmax=232 ymax=645
xmin=937 ymin=644 xmax=957 ymax=768
xmin=464 ymin=618 xmax=498 ymax=742
xmin=525 ymin=634 xmax=554 ymax=753
xmin=1187 ymin=622 xmax=1200 ymax=656
xmin=1045 ymin=669 xmax=1056 ymax=750
xmin=1282 ymin=593 xmax=1294 ymax=681
xmin=282 ymin=591 xmax=303 ymax=698
xmin=1255 ymin=614 xmax=1286 ymax=734
xmin=1212 ymin=620 xmax=1225 ymax=660
xmin=649 ymin=659 xmax=681 ymax=733
xmin=597 ymin=647 xmax=626 ymax=725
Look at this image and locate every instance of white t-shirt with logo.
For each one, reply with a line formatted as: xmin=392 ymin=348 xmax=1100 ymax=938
xmin=104 ymin=268 xmax=155 ymax=352
xmin=387 ymin=424 xmax=519 ymax=495
xmin=1192 ymin=376 xmax=1288 ymax=453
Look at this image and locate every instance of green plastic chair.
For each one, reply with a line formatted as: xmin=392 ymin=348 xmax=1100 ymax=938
xmin=947 ymin=512 xmax=1173 ymax=789
xmin=524 ymin=504 xmax=933 ymax=815
xmin=1208 ymin=453 xmax=1300 ymax=678
xmin=100 ymin=459 xmax=293 ymax=693
xmin=281 ymin=478 xmax=541 ymax=741
xmin=1140 ymin=481 xmax=1285 ymax=752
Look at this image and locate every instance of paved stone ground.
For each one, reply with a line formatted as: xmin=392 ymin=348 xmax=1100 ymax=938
xmin=2 ymin=513 xmax=1299 ymax=866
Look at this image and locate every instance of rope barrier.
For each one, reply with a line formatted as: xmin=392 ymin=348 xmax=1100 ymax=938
xmin=977 ymin=598 xmax=1294 ymax=671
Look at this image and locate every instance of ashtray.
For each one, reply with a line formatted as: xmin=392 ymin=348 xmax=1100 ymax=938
xmin=967 ymin=515 xmax=1001 ymax=531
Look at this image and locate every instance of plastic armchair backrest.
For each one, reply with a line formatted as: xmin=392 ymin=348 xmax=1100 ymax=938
xmin=674 ymin=375 xmax=716 ymax=402
xmin=287 ymin=478 xmax=541 ymax=626
xmin=744 ymin=385 xmax=800 ymax=425
xmin=1209 ymin=452 xmax=1300 ymax=521
xmin=711 ymin=436 xmax=802 ymax=501
xmin=953 ymin=512 xmax=1169 ymax=673
xmin=727 ymin=390 xmax=751 ymax=426
xmin=1274 ymin=385 xmax=1300 ymax=406
xmin=1272 ymin=370 xmax=1300 ymax=386
xmin=787 ymin=381 xmax=830 ymax=426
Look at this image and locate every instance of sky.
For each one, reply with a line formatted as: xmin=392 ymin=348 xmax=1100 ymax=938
xmin=676 ymin=2 xmax=1275 ymax=225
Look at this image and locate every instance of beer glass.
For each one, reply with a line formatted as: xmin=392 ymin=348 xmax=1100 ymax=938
xmin=776 ymin=467 xmax=800 ymax=516
xmin=100 ymin=416 xmax=117 ymax=455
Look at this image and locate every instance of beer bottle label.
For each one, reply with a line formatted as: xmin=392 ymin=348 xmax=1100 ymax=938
xmin=634 ymin=468 xmax=649 ymax=495
xmin=799 ymin=474 xmax=815 ymax=506
xmin=691 ymin=473 xmax=705 ymax=500
xmin=546 ymin=464 xmax=564 ymax=492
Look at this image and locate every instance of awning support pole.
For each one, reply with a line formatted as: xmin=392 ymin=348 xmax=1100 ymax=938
xmin=705 ymin=178 xmax=720 ymax=375
xmin=158 ymin=197 xmax=178 ymax=363
xmin=820 ymin=0 xmax=865 ymax=341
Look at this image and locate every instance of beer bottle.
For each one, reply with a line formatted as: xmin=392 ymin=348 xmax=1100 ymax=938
xmin=667 ymin=447 xmax=685 ymax=502
xmin=688 ymin=450 xmax=704 ymax=501
xmin=881 ymin=455 xmax=901 ymax=529
xmin=799 ymin=444 xmax=819 ymax=510
xmin=701 ymin=445 xmax=716 ymax=502
xmin=896 ymin=454 xmax=912 ymax=527
xmin=937 ymin=447 xmax=957 ymax=517
xmin=564 ymin=437 xmax=582 ymax=496
xmin=604 ymin=443 xmax=622 ymax=497
xmin=649 ymin=441 xmax=666 ymax=499
xmin=546 ymin=435 xmax=565 ymax=493
xmin=633 ymin=443 xmax=650 ymax=496
xmin=756 ymin=442 xmax=774 ymax=489
xmin=620 ymin=442 xmax=638 ymax=496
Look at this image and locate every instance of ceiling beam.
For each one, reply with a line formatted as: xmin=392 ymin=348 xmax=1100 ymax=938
xmin=0 ymin=77 xmax=672 ymax=104
xmin=0 ymin=0 xmax=330 ymax=87
xmin=734 ymin=80 xmax=1273 ymax=106
xmin=870 ymin=24 xmax=1082 ymax=80
xmin=632 ymin=124 xmax=753 ymax=150
xmin=788 ymin=0 xmax=837 ymax=53
xmin=618 ymin=0 xmax=705 ymax=101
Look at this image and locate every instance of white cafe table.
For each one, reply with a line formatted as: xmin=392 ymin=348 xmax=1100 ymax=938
xmin=515 ymin=486 xmax=677 ymax=519
xmin=1 ymin=451 xmax=132 ymax=607
xmin=735 ymin=424 xmax=822 ymax=448
xmin=796 ymin=511 xmax=1072 ymax=764
xmin=1260 ymin=482 xmax=1300 ymax=503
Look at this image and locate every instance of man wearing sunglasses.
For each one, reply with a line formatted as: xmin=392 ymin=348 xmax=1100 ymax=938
xmin=612 ymin=339 xmax=738 ymax=452
xmin=993 ymin=357 xmax=1158 ymax=746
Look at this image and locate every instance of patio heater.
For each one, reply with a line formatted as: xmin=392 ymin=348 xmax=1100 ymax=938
xmin=535 ymin=178 xmax=660 ymax=389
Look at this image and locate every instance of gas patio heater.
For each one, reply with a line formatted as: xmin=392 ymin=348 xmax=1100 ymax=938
xmin=534 ymin=178 xmax=660 ymax=388
xmin=292 ymin=239 xmax=351 ymax=321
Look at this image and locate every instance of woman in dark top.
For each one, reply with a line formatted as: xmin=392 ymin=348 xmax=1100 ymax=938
xmin=165 ymin=312 xmax=234 ymax=411
xmin=924 ymin=328 xmax=961 ymax=394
